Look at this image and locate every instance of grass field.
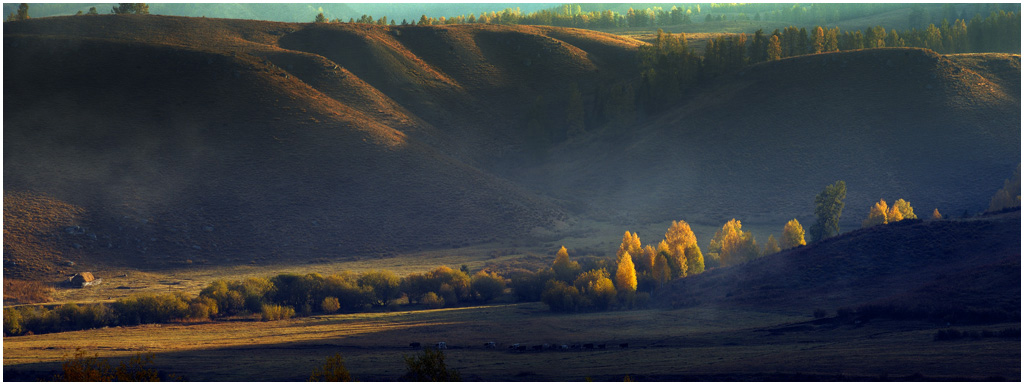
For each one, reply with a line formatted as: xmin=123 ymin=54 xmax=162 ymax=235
xmin=4 ymin=302 xmax=1018 ymax=381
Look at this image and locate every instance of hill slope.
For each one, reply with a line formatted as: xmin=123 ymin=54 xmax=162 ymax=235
xmin=5 ymin=16 xmax=644 ymax=278
xmin=533 ymin=48 xmax=1020 ymax=229
xmin=658 ymin=211 xmax=1021 ymax=318
xmin=3 ymin=16 xmax=1019 ymax=282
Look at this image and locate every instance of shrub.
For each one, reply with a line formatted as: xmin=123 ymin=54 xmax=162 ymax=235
xmin=470 ymin=271 xmax=506 ymax=302
xmin=420 ymin=292 xmax=445 ymax=309
xmin=4 ymin=307 xmax=23 ymax=336
xmin=508 ymin=268 xmax=553 ymax=302
xmin=260 ymin=304 xmax=295 ymax=322
xmin=358 ymin=270 xmax=402 ymax=307
xmin=541 ymin=280 xmax=582 ymax=312
xmin=309 ymin=353 xmax=351 ymax=381
xmin=186 ymin=296 xmax=218 ymax=320
xmin=57 ymin=349 xmax=162 ymax=381
xmin=321 ymin=296 xmax=341 ymax=314
xmin=401 ymin=348 xmax=461 ymax=381
xmin=113 ymin=293 xmax=189 ymax=325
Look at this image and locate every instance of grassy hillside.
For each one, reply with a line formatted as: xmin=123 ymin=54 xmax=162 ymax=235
xmin=658 ymin=211 xmax=1021 ymax=316
xmin=534 ymin=47 xmax=1020 ymax=231
xmin=7 ymin=16 xmax=646 ymax=279
xmin=4 ymin=15 xmax=1019 ymax=283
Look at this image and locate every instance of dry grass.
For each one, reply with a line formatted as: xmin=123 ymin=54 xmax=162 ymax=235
xmin=3 ymin=302 xmax=1018 ymax=381
xmin=3 ymin=279 xmax=55 ymax=305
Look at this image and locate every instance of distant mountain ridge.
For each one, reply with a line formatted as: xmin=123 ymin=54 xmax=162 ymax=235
xmin=3 ymin=15 xmax=1019 ymax=280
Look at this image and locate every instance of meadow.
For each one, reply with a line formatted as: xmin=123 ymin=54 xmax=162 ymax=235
xmin=4 ymin=300 xmax=1018 ymax=381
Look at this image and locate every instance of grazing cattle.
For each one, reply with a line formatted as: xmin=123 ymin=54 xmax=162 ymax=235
xmin=598 ymin=344 xmax=606 ymax=349
xmin=436 ymin=342 xmax=447 ymax=350
xmin=409 ymin=342 xmax=421 ymax=349
xmin=484 ymin=342 xmax=496 ymax=349
xmin=559 ymin=344 xmax=569 ymax=350
xmin=619 ymin=343 xmax=629 ymax=348
xmin=508 ymin=343 xmax=520 ymax=350
xmin=583 ymin=343 xmax=594 ymax=349
xmin=542 ymin=343 xmax=551 ymax=350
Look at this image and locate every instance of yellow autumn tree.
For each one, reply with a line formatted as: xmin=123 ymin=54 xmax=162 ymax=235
xmin=708 ymin=219 xmax=758 ymax=267
xmin=636 ymin=244 xmax=657 ymax=275
xmin=684 ymin=244 xmax=704 ymax=275
xmin=552 ymin=246 xmax=580 ymax=282
xmin=614 ymin=251 xmax=638 ymax=292
xmin=781 ymin=219 xmax=806 ymax=249
xmin=661 ymin=220 xmax=702 ymax=277
xmin=617 ymin=231 xmax=642 ymax=268
xmin=652 ymin=253 xmax=671 ymax=286
xmin=892 ymin=199 xmax=916 ymax=220
xmin=987 ymin=164 xmax=1021 ymax=212
xmin=762 ymin=235 xmax=781 ymax=256
xmin=931 ymin=208 xmax=942 ymax=220
xmin=886 ymin=203 xmax=904 ymax=223
xmin=862 ymin=199 xmax=889 ymax=227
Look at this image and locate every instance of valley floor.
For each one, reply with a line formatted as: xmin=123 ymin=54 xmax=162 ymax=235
xmin=4 ymin=302 xmax=1019 ymax=381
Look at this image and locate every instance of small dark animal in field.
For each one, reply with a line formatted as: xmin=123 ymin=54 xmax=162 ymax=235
xmin=597 ymin=344 xmax=606 ymax=349
xmin=484 ymin=342 xmax=496 ymax=349
xmin=583 ymin=343 xmax=594 ymax=349
xmin=559 ymin=345 xmax=569 ymax=350
xmin=619 ymin=343 xmax=629 ymax=348
xmin=436 ymin=342 xmax=447 ymax=350
xmin=409 ymin=342 xmax=421 ymax=349
xmin=508 ymin=343 xmax=520 ymax=350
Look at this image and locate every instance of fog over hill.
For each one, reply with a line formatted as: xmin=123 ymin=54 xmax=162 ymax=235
xmin=3 ymin=15 xmax=1019 ymax=280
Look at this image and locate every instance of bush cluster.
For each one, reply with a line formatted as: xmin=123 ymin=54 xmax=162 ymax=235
xmin=934 ymin=328 xmax=1020 ymax=341
xmin=4 ymin=265 xmax=513 ymax=336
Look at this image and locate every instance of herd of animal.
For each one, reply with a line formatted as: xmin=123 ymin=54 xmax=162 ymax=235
xmin=408 ymin=341 xmax=629 ymax=351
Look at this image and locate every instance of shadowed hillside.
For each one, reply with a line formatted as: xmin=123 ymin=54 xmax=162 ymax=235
xmin=534 ymin=47 xmax=1020 ymax=229
xmin=658 ymin=211 xmax=1021 ymax=317
xmin=3 ymin=15 xmax=1020 ymax=282
xmin=6 ymin=16 xmax=643 ymax=278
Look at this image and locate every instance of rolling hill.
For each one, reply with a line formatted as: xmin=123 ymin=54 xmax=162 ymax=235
xmin=533 ymin=47 xmax=1020 ymax=229
xmin=3 ymin=15 xmax=1020 ymax=282
xmin=658 ymin=210 xmax=1021 ymax=317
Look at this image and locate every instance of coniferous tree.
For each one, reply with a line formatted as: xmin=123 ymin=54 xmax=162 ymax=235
xmin=811 ymin=26 xmax=825 ymax=53
xmin=15 ymin=3 xmax=29 ymax=20
xmin=767 ymin=34 xmax=782 ymax=61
